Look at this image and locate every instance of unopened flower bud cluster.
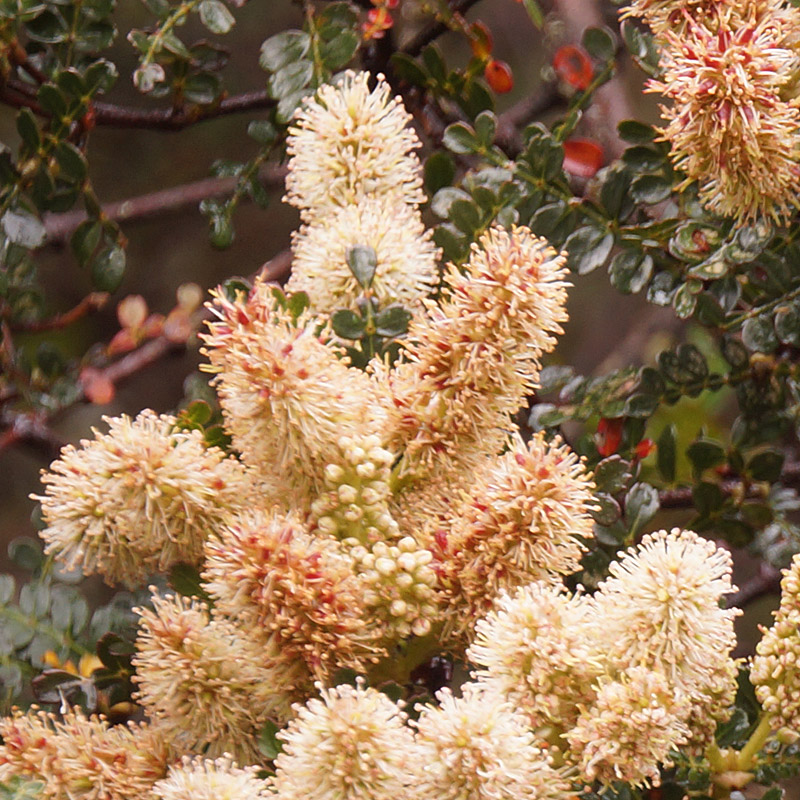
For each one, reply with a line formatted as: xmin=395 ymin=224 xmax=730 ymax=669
xmin=350 ymin=536 xmax=438 ymax=638
xmin=752 ymin=553 xmax=800 ymax=733
xmin=310 ymin=434 xmax=398 ymax=543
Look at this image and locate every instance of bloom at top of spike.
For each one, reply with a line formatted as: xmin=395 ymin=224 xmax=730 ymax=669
xmin=285 ymin=71 xmax=425 ymax=219
xmin=648 ymin=8 xmax=800 ymax=222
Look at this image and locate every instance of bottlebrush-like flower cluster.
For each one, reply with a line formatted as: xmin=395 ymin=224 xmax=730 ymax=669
xmin=626 ymin=0 xmax=800 ymax=222
xmin=286 ymin=72 xmax=437 ymax=315
xmin=4 ymin=69 xmax=781 ymax=800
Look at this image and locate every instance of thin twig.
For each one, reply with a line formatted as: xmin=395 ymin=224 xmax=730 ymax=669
xmin=91 ymin=89 xmax=276 ymax=130
xmin=0 ymin=78 xmax=276 ymax=130
xmin=43 ymin=164 xmax=288 ymax=244
xmin=659 ymin=461 xmax=800 ymax=510
xmin=9 ymin=292 xmax=109 ymax=332
xmin=0 ymin=412 xmax=65 ymax=457
xmin=402 ymin=0 xmax=484 ymax=57
xmin=727 ymin=562 xmax=783 ymax=610
xmin=495 ymin=82 xmax=562 ymax=156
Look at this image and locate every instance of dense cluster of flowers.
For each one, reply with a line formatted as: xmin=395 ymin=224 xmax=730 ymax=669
xmin=285 ymin=72 xmax=437 ymax=315
xmin=625 ymin=0 xmax=800 ymax=221
xmin=2 ymin=67 xmax=796 ymax=800
xmin=752 ymin=552 xmax=800 ymax=733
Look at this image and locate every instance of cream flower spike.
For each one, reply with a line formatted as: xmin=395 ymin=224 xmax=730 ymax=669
xmin=285 ymin=71 xmax=425 ymax=219
xmin=33 ymin=409 xmax=252 ymax=588
xmin=270 ymin=680 xmax=419 ymax=800
xmin=287 ymin=195 xmax=439 ymax=314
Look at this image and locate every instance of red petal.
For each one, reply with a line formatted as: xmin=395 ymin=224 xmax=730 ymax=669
xmin=553 ymin=44 xmax=594 ymax=91
xmin=563 ymin=138 xmax=604 ymax=178
xmin=596 ymin=417 xmax=624 ymax=457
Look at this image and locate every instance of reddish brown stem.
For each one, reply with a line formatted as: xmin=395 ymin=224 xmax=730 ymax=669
xmin=10 ymin=292 xmax=109 ymax=332
xmin=44 ymin=165 xmax=288 ymax=244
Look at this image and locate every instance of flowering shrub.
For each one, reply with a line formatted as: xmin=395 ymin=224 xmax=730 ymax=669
xmin=3 ymin=2 xmax=800 ymax=800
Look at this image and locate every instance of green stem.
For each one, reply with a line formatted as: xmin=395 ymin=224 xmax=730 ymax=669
xmin=721 ymin=283 xmax=800 ymax=332
xmin=737 ymin=714 xmax=774 ymax=770
xmin=142 ymin=1 xmax=201 ymax=69
xmin=553 ymin=60 xmax=615 ymax=143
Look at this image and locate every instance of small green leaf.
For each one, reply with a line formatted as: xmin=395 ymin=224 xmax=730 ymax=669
xmin=474 ymin=110 xmax=497 ymax=147
xmin=0 ymin=574 xmax=15 ymax=605
xmin=286 ymin=291 xmax=310 ymax=320
xmin=742 ymin=315 xmax=778 ymax=353
xmin=92 ymin=244 xmax=125 ymax=292
xmin=672 ymin=282 xmax=698 ymax=319
xmin=687 ymin=438 xmax=726 ymax=475
xmin=390 ymin=53 xmax=428 ymax=87
xmin=591 ymin=492 xmax=621 ymax=526
xmin=331 ymin=309 xmax=365 ymax=340
xmin=658 ymin=343 xmax=708 ymax=384
xmin=594 ymin=456 xmax=632 ymax=494
xmin=202 ymin=200 xmax=235 ymax=249
xmin=321 ymin=30 xmax=359 ymax=70
xmin=431 ymin=187 xmax=471 ymax=219
xmin=623 ymin=393 xmax=659 ymax=418
xmin=345 ymin=244 xmax=377 ymax=288
xmin=317 ymin=1 xmax=358 ymax=32
xmin=2 ymin=209 xmax=47 ymax=248
xmin=449 ymin=198 xmax=481 ymax=235
xmin=183 ymin=72 xmax=222 ymax=105
xmin=259 ymin=30 xmax=310 ymax=72
xmin=582 ymin=26 xmax=615 ymax=61
xmin=91 ymin=244 xmax=126 ymax=292
xmin=375 ymin=306 xmax=411 ymax=338
xmin=424 ymin=152 xmax=455 ymax=195
xmin=668 ymin=221 xmax=722 ymax=264
xmin=625 ymin=482 xmax=660 ymax=535
xmin=8 ymin=537 xmax=43 ymax=572
xmin=620 ymin=19 xmax=659 ymax=74
xmin=161 ymin=30 xmax=191 ymax=58
xmin=70 ymin=220 xmax=102 ymax=265
xmin=521 ymin=0 xmax=544 ymax=27
xmin=617 ymin=119 xmax=656 ymax=144
xmin=688 ymin=254 xmax=729 ymax=280
xmin=16 ymin=107 xmax=41 ymax=151
xmin=268 ymin=61 xmax=313 ymax=101
xmin=630 ymin=173 xmax=672 ymax=204
xmin=537 ymin=365 xmax=574 ymax=394
xmin=169 ymin=563 xmax=212 ymax=601
xmin=258 ymin=719 xmax=283 ymax=759
xmin=721 ymin=336 xmax=748 ymax=369
xmin=747 ymin=450 xmax=784 ymax=482
xmin=564 ymin=226 xmax=614 ymax=275
xmin=247 ymin=120 xmax=277 ymax=145
xmin=181 ymin=399 xmax=213 ymax=427
xmin=443 ymin=122 xmax=481 ymax=155
xmin=657 ymin=424 xmax=677 ymax=483
xmin=692 ymin=481 xmax=724 ymax=516
xmin=133 ymin=62 xmax=165 ymax=93
xmin=775 ymin=303 xmax=800 ymax=345
xmin=609 ymin=250 xmax=653 ymax=294
xmin=54 ymin=141 xmax=88 ymax=182
xmin=421 ymin=44 xmax=446 ymax=84
xmin=199 ymin=0 xmax=235 ymax=34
